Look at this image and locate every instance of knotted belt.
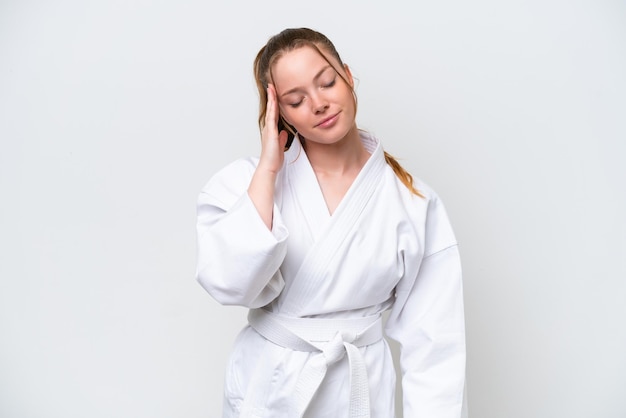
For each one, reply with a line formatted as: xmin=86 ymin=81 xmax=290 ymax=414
xmin=246 ymin=308 xmax=383 ymax=418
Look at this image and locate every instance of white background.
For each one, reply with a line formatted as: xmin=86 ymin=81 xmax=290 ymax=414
xmin=1 ymin=1 xmax=625 ymax=417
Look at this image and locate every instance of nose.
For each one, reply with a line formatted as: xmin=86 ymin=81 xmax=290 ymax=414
xmin=309 ymin=93 xmax=329 ymax=114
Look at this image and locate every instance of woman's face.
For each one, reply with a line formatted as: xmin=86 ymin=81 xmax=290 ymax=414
xmin=271 ymin=45 xmax=356 ymax=145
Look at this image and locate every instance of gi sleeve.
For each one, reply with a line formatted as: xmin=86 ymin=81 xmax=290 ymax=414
xmin=195 ymin=158 xmax=289 ymax=308
xmin=385 ymin=193 xmax=467 ymax=417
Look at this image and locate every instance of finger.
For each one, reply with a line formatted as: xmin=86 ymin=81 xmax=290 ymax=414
xmin=265 ymin=84 xmax=274 ymax=124
xmin=265 ymin=84 xmax=279 ymax=128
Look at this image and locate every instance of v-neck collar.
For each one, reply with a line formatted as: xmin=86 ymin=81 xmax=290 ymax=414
xmin=278 ymin=131 xmax=386 ymax=315
xmin=282 ymin=132 xmax=382 ymax=243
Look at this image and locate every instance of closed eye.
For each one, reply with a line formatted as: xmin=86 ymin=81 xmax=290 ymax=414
xmin=288 ymin=100 xmax=303 ymax=108
xmin=322 ymin=78 xmax=336 ymax=89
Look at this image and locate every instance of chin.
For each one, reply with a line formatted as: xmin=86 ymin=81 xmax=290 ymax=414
xmin=308 ymin=122 xmax=357 ymax=144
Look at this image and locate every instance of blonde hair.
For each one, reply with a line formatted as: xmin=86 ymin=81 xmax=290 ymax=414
xmin=253 ymin=28 xmax=422 ymax=197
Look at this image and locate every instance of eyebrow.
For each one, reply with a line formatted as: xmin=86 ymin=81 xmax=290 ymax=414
xmin=279 ymin=65 xmax=332 ymax=98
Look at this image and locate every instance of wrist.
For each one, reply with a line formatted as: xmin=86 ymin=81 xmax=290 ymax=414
xmin=256 ymin=161 xmax=282 ymax=176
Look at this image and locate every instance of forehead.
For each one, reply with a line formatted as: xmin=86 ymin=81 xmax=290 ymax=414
xmin=271 ymin=46 xmax=338 ymax=89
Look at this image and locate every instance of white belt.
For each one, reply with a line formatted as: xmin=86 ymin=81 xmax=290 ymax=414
xmin=246 ymin=308 xmax=383 ymax=418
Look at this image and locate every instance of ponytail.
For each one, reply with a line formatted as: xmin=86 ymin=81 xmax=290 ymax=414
xmin=384 ymin=151 xmax=424 ymax=197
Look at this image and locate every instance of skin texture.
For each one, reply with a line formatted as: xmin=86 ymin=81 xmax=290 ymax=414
xmin=248 ymin=46 xmax=370 ymax=227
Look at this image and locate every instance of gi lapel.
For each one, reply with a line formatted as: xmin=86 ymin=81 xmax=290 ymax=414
xmin=283 ymin=137 xmax=332 ymax=243
xmin=280 ymin=133 xmax=385 ymax=315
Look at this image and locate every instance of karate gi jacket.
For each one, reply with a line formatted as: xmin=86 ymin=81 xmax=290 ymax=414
xmin=196 ymin=132 xmax=466 ymax=417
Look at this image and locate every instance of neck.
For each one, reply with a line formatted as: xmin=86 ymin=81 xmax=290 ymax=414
xmin=303 ymin=126 xmax=369 ymax=176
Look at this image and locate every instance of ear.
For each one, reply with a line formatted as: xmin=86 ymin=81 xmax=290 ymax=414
xmin=343 ymin=64 xmax=354 ymax=88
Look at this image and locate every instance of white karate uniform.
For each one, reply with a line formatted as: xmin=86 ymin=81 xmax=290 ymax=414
xmin=196 ymin=132 xmax=466 ymax=417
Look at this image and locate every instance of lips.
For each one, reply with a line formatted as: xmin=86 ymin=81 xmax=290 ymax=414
xmin=315 ymin=112 xmax=340 ymax=128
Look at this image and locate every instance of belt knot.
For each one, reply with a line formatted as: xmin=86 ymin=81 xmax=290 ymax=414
xmin=323 ymin=331 xmax=358 ymax=366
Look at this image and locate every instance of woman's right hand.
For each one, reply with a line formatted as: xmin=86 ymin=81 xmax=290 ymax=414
xmin=248 ymin=84 xmax=288 ymax=229
xmin=258 ymin=84 xmax=289 ymax=174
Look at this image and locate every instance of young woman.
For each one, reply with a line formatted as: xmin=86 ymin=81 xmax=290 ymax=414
xmin=196 ymin=27 xmax=466 ymax=418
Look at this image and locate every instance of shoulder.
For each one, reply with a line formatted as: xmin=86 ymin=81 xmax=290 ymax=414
xmin=388 ymin=171 xmax=457 ymax=256
xmin=385 ymin=168 xmax=439 ymax=211
xmin=413 ymin=177 xmax=441 ymax=205
xmin=413 ymin=178 xmax=458 ymax=256
xmin=199 ymin=157 xmax=259 ymax=204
